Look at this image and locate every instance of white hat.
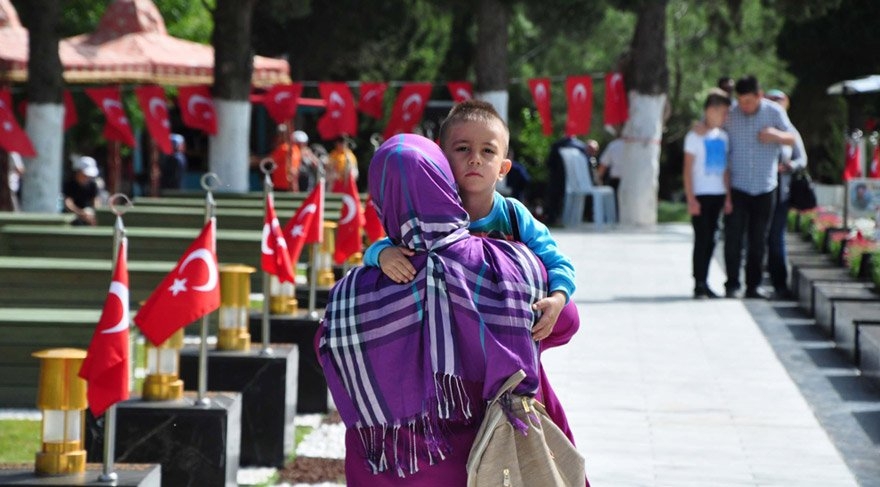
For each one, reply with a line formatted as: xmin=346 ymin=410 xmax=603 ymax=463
xmin=293 ymin=130 xmax=309 ymax=144
xmin=72 ymin=156 xmax=99 ymax=178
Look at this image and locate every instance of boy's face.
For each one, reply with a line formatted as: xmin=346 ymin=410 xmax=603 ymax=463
xmin=443 ymin=119 xmax=512 ymax=199
xmin=705 ymin=104 xmax=729 ymax=128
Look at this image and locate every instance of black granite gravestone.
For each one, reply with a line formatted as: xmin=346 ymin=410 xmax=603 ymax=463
xmin=249 ymin=311 xmax=327 ymax=413
xmin=85 ymin=392 xmax=241 ymax=487
xmin=812 ymin=282 xmax=878 ymax=336
xmin=831 ymin=302 xmax=880 ymax=364
xmin=858 ymin=323 xmax=880 ymax=390
xmin=178 ymin=344 xmax=298 ymax=467
xmin=0 ymin=463 xmax=160 ymax=486
xmin=794 ymin=267 xmax=860 ymax=314
xmin=788 ymin=253 xmax=837 ymax=298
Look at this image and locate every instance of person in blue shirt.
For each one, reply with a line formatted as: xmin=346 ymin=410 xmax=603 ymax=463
xmin=362 ymin=100 xmax=580 ymax=444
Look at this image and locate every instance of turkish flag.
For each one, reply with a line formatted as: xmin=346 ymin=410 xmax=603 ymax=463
xmin=358 ymin=82 xmax=387 ymax=119
xmin=262 ymin=193 xmax=296 ymax=283
xmin=843 ymin=138 xmax=862 ymax=181
xmin=604 ymin=72 xmax=628 ymax=126
xmin=565 ymin=75 xmax=593 ymax=136
xmin=282 ymin=180 xmax=324 ymax=263
xmin=86 ymin=87 xmax=136 ymax=147
xmin=135 ymin=85 xmax=172 ymax=155
xmin=317 ymin=82 xmax=357 ymax=141
xmin=63 ymin=90 xmax=78 ymax=132
xmin=363 ymin=195 xmax=385 ymax=242
xmin=383 ymin=82 xmax=432 ymax=139
xmin=178 ymin=86 xmax=217 ymax=135
xmin=134 ymin=218 xmax=221 ymax=346
xmin=334 ymin=175 xmax=364 ymax=264
xmin=0 ymin=90 xmax=36 ymax=157
xmin=528 ymin=78 xmax=553 ymax=136
xmin=869 ymin=144 xmax=880 ymax=179
xmin=447 ymin=81 xmax=473 ymax=103
xmin=264 ymin=83 xmax=303 ymax=124
xmin=79 ymin=238 xmax=130 ymax=417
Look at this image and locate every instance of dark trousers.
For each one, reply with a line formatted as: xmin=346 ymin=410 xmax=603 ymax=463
xmin=691 ymin=194 xmax=725 ymax=286
xmin=724 ymin=189 xmax=775 ymax=292
xmin=767 ymin=190 xmax=789 ymax=292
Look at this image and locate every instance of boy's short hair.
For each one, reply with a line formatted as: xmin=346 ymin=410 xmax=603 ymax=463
xmin=704 ymin=88 xmax=731 ymax=109
xmin=438 ymin=100 xmax=510 ymax=154
xmin=734 ymin=75 xmax=761 ymax=96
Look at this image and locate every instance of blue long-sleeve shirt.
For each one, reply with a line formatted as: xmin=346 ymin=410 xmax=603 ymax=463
xmin=363 ymin=191 xmax=577 ymax=301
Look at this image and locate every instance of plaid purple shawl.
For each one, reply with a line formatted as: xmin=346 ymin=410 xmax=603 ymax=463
xmin=318 ymin=134 xmax=547 ymax=476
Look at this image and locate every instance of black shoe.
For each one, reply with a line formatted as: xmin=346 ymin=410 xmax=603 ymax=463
xmin=745 ymin=288 xmax=770 ymax=299
xmin=724 ymin=288 xmax=739 ymax=299
xmin=771 ymin=288 xmax=794 ymax=301
xmin=704 ymin=287 xmax=720 ymax=299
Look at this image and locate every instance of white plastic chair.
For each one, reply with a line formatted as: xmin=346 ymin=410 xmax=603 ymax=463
xmin=559 ymin=147 xmax=616 ymax=228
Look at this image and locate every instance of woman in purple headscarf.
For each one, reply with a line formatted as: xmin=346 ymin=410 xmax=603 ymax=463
xmin=317 ymin=134 xmax=553 ymax=485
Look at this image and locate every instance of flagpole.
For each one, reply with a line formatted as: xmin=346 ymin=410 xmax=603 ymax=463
xmin=260 ymin=159 xmax=275 ymax=356
xmin=308 ymin=157 xmax=327 ymax=319
xmin=197 ymin=174 xmax=218 ymax=407
xmin=98 ymin=193 xmax=130 ymax=482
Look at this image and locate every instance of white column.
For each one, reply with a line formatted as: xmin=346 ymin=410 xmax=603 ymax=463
xmin=21 ymin=103 xmax=65 ymax=213
xmin=209 ymin=99 xmax=252 ymax=193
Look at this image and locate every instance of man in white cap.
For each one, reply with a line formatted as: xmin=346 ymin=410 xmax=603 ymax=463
xmin=63 ymin=156 xmax=100 ymax=226
xmin=160 ymin=133 xmax=188 ymax=191
xmin=293 ymin=130 xmax=321 ymax=192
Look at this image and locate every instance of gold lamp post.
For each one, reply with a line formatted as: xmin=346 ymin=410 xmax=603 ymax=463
xmin=314 ymin=221 xmax=337 ymax=287
xmin=268 ymin=274 xmax=298 ymax=315
xmin=142 ymin=329 xmax=184 ymax=401
xmin=32 ymin=348 xmax=87 ymax=476
xmin=218 ymin=264 xmax=255 ymax=350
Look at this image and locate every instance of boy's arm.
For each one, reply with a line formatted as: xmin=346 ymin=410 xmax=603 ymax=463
xmin=512 ymin=199 xmax=576 ymax=302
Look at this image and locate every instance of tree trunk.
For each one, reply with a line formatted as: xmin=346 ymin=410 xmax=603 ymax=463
xmin=210 ymin=0 xmax=258 ymax=193
xmin=474 ymin=0 xmax=509 ymax=121
xmin=21 ymin=0 xmax=64 ymax=213
xmin=618 ymin=0 xmax=668 ymax=226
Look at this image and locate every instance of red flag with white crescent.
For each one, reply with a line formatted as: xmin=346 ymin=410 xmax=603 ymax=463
xmin=358 ymin=82 xmax=387 ymax=119
xmin=262 ymin=193 xmax=296 ymax=283
xmin=264 ymin=83 xmax=303 ymax=124
xmin=528 ymin=78 xmax=553 ymax=136
xmin=363 ymin=195 xmax=385 ymax=243
xmin=134 ymin=218 xmax=221 ymax=346
xmin=334 ymin=175 xmax=364 ymax=264
xmin=79 ymin=238 xmax=130 ymax=416
xmin=843 ymin=138 xmax=862 ymax=181
xmin=317 ymin=82 xmax=357 ymax=141
xmin=869 ymin=144 xmax=880 ymax=179
xmin=603 ymin=72 xmax=628 ymax=126
xmin=565 ymin=75 xmax=593 ymax=136
xmin=135 ymin=85 xmax=172 ymax=155
xmin=282 ymin=180 xmax=324 ymax=264
xmin=86 ymin=87 xmax=136 ymax=147
xmin=63 ymin=90 xmax=78 ymax=132
xmin=447 ymin=81 xmax=473 ymax=103
xmin=383 ymin=82 xmax=432 ymax=139
xmin=0 ymin=90 xmax=36 ymax=157
xmin=178 ymin=86 xmax=218 ymax=135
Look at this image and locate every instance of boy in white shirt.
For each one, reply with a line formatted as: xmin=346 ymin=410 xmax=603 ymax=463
xmin=684 ymin=89 xmax=732 ymax=298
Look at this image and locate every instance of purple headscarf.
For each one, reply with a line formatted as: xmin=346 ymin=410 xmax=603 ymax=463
xmin=318 ymin=134 xmax=547 ymax=476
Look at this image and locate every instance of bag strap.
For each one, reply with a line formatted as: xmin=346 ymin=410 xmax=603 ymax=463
xmin=489 ymin=369 xmax=527 ymax=404
xmin=505 ymin=197 xmax=521 ymax=242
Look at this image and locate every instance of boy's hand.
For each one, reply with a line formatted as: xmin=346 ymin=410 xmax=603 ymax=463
xmin=531 ymin=291 xmax=566 ymax=341
xmin=379 ymin=246 xmax=416 ymax=283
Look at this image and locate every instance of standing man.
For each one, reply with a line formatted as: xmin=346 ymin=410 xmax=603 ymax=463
xmin=160 ymin=134 xmax=188 ymax=191
xmin=724 ymin=75 xmax=796 ymax=299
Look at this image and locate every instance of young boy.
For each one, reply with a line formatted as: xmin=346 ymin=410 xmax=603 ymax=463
xmin=363 ymin=100 xmax=579 ymax=441
xmin=684 ymin=88 xmax=732 ymax=299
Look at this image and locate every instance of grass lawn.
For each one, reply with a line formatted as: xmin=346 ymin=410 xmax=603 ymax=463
xmin=0 ymin=419 xmax=41 ymax=463
xmin=658 ymin=200 xmax=689 ymax=223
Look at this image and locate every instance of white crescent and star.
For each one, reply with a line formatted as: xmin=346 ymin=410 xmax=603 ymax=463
xmin=102 ymin=98 xmax=129 ymax=126
xmin=175 ymin=248 xmax=218 ymax=293
xmin=572 ymin=83 xmax=588 ymax=102
xmin=274 ymin=91 xmax=292 ymax=104
xmin=100 ymin=281 xmax=130 ymax=334
xmin=363 ymin=89 xmax=378 ymax=102
xmin=534 ymin=83 xmax=547 ymax=101
xmin=329 ymin=91 xmax=346 ymax=108
xmin=148 ymin=97 xmax=169 ymax=128
xmin=339 ymin=194 xmax=358 ymax=225
xmin=455 ymin=88 xmax=472 ymax=100
xmin=401 ymin=94 xmax=423 ymax=121
xmin=187 ymin=95 xmax=214 ymax=120
xmin=290 ymin=203 xmax=317 ymax=238
xmin=262 ymin=219 xmax=288 ymax=255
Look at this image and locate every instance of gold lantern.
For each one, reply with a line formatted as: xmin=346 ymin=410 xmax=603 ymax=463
xmin=268 ymin=274 xmax=298 ymax=315
xmin=142 ymin=329 xmax=184 ymax=401
xmin=313 ymin=221 xmax=337 ymax=287
xmin=32 ymin=348 xmax=87 ymax=476
xmin=218 ymin=264 xmax=256 ymax=350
